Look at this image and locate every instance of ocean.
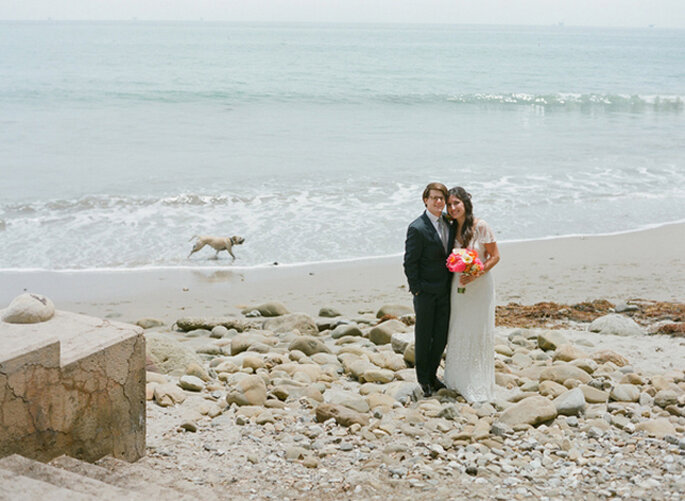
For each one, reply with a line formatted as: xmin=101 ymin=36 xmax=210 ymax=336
xmin=1 ymin=21 xmax=684 ymax=270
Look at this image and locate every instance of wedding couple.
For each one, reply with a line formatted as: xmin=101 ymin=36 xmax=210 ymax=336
xmin=403 ymin=182 xmax=500 ymax=402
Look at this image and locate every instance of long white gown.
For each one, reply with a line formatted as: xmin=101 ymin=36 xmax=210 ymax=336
xmin=444 ymin=219 xmax=496 ymax=403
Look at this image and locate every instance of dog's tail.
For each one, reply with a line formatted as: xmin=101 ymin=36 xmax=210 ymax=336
xmin=188 ymin=234 xmax=198 ymax=242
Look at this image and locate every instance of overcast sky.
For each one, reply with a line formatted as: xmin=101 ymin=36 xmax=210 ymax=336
xmin=1 ymin=1 xmax=684 ymax=28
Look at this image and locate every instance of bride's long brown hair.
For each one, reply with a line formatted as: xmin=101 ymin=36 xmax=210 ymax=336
xmin=448 ymin=186 xmax=474 ymax=248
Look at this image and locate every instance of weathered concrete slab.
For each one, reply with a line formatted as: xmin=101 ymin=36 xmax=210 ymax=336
xmin=0 ymin=301 xmax=145 ymax=463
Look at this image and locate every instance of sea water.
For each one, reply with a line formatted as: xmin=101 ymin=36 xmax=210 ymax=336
xmin=1 ymin=21 xmax=684 ymax=270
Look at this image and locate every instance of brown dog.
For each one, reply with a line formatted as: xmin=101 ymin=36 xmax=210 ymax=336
xmin=188 ymin=235 xmax=245 ymax=261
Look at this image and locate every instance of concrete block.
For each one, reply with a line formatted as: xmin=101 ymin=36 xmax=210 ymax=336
xmin=0 ymin=303 xmax=145 ymax=463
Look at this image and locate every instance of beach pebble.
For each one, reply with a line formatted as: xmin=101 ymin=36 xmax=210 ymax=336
xmin=153 ymin=383 xmax=187 ymax=407
xmin=315 ymin=403 xmax=369 ymax=427
xmin=376 ymin=304 xmax=413 ymax=319
xmin=553 ymin=388 xmax=586 ymax=416
xmin=178 ymin=375 xmax=205 ymax=392
xmin=610 ymin=384 xmax=640 ymax=402
xmin=319 ymin=306 xmax=342 ymax=318
xmin=2 ymin=292 xmax=55 ymax=324
xmin=588 ymin=314 xmax=644 ymax=336
xmin=634 ymin=418 xmax=677 ymax=438
xmin=210 ymin=325 xmax=230 ymax=338
xmin=369 ymin=319 xmax=407 ymax=345
xmin=539 ymin=364 xmax=592 ymax=385
xmin=135 ymin=317 xmax=165 ymax=329
xmin=591 ymin=349 xmax=629 ymax=367
xmin=537 ymin=330 xmax=568 ymax=351
xmin=225 ymin=375 xmax=267 ymax=406
xmin=289 ymin=336 xmax=332 ymax=356
xmin=263 ymin=312 xmax=318 ymax=336
xmin=146 ymin=333 xmax=203 ymax=374
xmin=242 ymin=302 xmax=289 ymax=317
xmin=391 ymin=332 xmax=414 ymax=354
xmin=497 ymin=396 xmax=557 ymax=427
xmin=330 ymin=323 xmax=363 ymax=339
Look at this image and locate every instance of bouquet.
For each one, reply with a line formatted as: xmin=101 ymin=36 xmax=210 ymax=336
xmin=446 ymin=248 xmax=484 ymax=293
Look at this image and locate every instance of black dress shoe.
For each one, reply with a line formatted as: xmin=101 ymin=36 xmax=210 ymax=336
xmin=431 ymin=378 xmax=446 ymax=392
xmin=419 ymin=382 xmax=432 ymax=397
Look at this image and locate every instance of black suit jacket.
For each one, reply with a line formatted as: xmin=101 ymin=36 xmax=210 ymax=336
xmin=403 ymin=212 xmax=455 ymax=295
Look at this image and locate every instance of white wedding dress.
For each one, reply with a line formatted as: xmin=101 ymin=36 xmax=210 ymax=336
xmin=444 ymin=219 xmax=496 ymax=403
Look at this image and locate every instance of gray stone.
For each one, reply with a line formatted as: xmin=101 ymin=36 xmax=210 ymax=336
xmin=384 ymin=381 xmax=423 ymax=403
xmin=539 ymin=364 xmax=592 ymax=385
xmin=225 ymin=375 xmax=267 ymax=406
xmin=588 ymin=314 xmax=643 ymax=336
xmin=330 ymin=324 xmax=363 ymax=339
xmin=391 ymin=331 xmax=414 ymax=354
xmin=2 ymin=293 xmax=55 ymax=324
xmin=654 ymin=390 xmax=678 ymax=408
xmin=376 ymin=304 xmax=413 ymax=319
xmin=175 ymin=316 xmax=247 ymax=332
xmin=497 ymin=396 xmax=557 ymax=427
xmin=242 ymin=302 xmax=289 ymax=317
xmin=553 ymin=388 xmax=586 ymax=416
xmin=324 ymin=389 xmax=370 ymax=413
xmin=263 ymin=313 xmax=318 ymax=336
xmin=369 ymin=319 xmax=406 ymax=345
xmin=288 ymin=336 xmax=332 ymax=356
xmin=146 ymin=332 xmax=203 ymax=374
xmin=178 ymin=375 xmax=205 ymax=392
xmin=135 ymin=318 xmax=165 ymax=329
xmin=537 ymin=330 xmax=568 ymax=351
xmin=210 ymin=325 xmax=230 ymax=338
xmin=319 ymin=306 xmax=342 ymax=318
xmin=610 ymin=384 xmax=640 ymax=402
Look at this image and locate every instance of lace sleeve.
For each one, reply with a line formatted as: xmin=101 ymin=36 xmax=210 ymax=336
xmin=476 ymin=220 xmax=496 ymax=244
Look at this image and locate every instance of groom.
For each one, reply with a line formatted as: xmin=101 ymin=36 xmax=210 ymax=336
xmin=403 ymin=182 xmax=454 ymax=397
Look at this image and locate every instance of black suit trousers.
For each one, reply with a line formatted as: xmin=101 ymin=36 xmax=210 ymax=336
xmin=413 ymin=289 xmax=450 ymax=385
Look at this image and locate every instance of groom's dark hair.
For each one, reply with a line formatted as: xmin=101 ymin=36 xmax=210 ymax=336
xmin=422 ymin=182 xmax=448 ymax=204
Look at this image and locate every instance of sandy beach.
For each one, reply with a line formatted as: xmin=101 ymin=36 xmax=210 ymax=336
xmin=2 ymin=222 xmax=683 ymax=323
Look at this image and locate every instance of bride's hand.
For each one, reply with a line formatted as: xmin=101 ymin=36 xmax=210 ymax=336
xmin=459 ymin=274 xmax=477 ymax=285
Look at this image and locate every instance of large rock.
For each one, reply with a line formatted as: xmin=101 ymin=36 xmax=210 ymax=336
xmin=369 ymin=351 xmax=407 ymax=371
xmin=376 ymin=304 xmax=413 ymax=319
xmin=553 ymin=344 xmax=588 ymax=362
xmin=369 ymin=319 xmax=406 ymax=345
xmin=654 ymin=390 xmax=678 ymax=408
xmin=146 ymin=332 xmax=203 ymax=374
xmin=324 ymin=389 xmax=369 ymax=413
xmin=384 ymin=381 xmax=423 ymax=403
xmin=1 ymin=293 xmax=55 ymax=324
xmin=231 ymin=332 xmax=273 ymax=355
xmin=588 ymin=314 xmax=643 ymax=336
xmin=634 ymin=418 xmax=677 ymax=438
xmin=497 ymin=396 xmax=557 ymax=427
xmin=315 ymin=403 xmax=369 ymax=427
xmin=391 ymin=332 xmax=414 ymax=354
xmin=318 ymin=306 xmax=342 ymax=318
xmin=153 ymin=383 xmax=187 ymax=407
xmin=610 ymin=384 xmax=640 ymax=402
xmin=579 ymin=384 xmax=609 ymax=403
xmin=539 ymin=364 xmax=592 ymax=385
xmin=537 ymin=331 xmax=568 ymax=351
xmin=175 ymin=316 xmax=247 ymax=332
xmin=591 ymin=350 xmax=629 ymax=367
xmin=241 ymin=302 xmax=289 ymax=317
xmin=226 ymin=375 xmax=267 ymax=406
xmin=553 ymin=388 xmax=586 ymax=416
xmin=330 ymin=324 xmax=363 ymax=339
xmin=263 ymin=313 xmax=318 ymax=336
xmin=288 ymin=336 xmax=331 ymax=356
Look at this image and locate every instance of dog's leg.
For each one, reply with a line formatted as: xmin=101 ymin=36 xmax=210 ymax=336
xmin=188 ymin=242 xmax=205 ymax=258
xmin=228 ymin=247 xmax=236 ymax=261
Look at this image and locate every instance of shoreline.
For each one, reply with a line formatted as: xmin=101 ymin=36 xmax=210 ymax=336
xmin=1 ymin=221 xmax=683 ymax=323
xmin=3 ymin=217 xmax=685 ymax=274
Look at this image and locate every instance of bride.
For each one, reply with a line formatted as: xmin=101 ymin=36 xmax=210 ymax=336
xmin=443 ymin=186 xmax=500 ymax=403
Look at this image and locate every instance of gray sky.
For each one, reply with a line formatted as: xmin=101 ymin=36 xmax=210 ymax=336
xmin=1 ymin=1 xmax=684 ymax=28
